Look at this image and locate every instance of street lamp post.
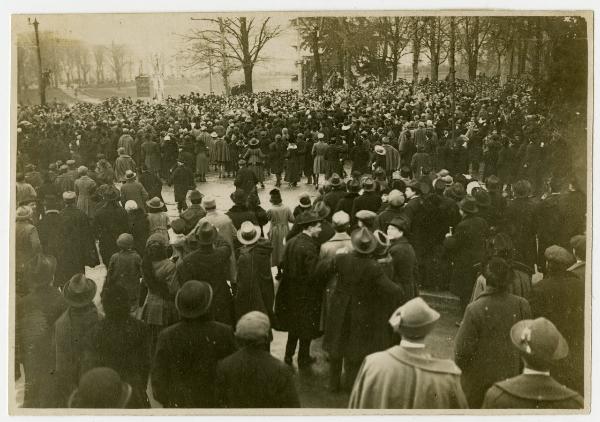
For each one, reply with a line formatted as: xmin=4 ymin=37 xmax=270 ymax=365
xmin=29 ymin=18 xmax=46 ymax=106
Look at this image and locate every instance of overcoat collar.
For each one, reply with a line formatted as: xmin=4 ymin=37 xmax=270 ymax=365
xmin=386 ymin=345 xmax=461 ymax=375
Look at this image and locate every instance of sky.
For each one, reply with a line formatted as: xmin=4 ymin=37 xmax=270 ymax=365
xmin=12 ymin=13 xmax=300 ymax=74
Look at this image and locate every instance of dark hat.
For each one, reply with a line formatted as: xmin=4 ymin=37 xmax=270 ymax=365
xmin=64 ymin=273 xmax=97 ymax=307
xmin=170 ymin=218 xmax=187 ymax=235
xmin=298 ymin=193 xmax=312 ymax=208
xmin=446 ymin=182 xmax=466 ymax=201
xmin=194 ymin=220 xmax=218 ymax=245
xmin=486 ymin=175 xmax=501 ymax=192
xmin=269 ymin=188 xmax=282 ymax=204
xmin=388 ymin=297 xmax=440 ymax=339
xmin=124 ymin=170 xmax=136 ymax=180
xmin=388 ymin=216 xmax=409 ymax=232
xmin=189 ymin=190 xmax=204 ymax=204
xmin=313 ymin=201 xmax=331 ymax=219
xmin=102 ymin=186 xmax=120 ymax=202
xmin=146 ymin=197 xmax=165 ymax=209
xmin=237 ymin=221 xmax=261 ymax=245
xmin=175 ymin=280 xmax=213 ymax=319
xmin=510 ymin=317 xmax=569 ymax=362
xmin=351 ymin=227 xmax=378 ymax=254
xmin=347 ymin=179 xmax=361 ymax=193
xmin=28 ymin=253 xmax=57 ymax=286
xmin=474 ymin=189 xmax=491 ymax=208
xmin=406 ymin=179 xmax=422 ymax=194
xmin=458 ymin=196 xmax=479 ymax=214
xmin=296 ymin=210 xmax=322 ymax=226
xmin=68 ymin=367 xmax=132 ymax=409
xmin=116 ymin=233 xmax=134 ymax=249
xmin=544 ymin=245 xmax=575 ymax=267
xmin=329 ymin=173 xmax=342 ymax=187
xmin=570 ymin=235 xmax=586 ymax=258
xmin=230 ymin=189 xmax=247 ymax=206
xmin=362 ymin=177 xmax=375 ymax=191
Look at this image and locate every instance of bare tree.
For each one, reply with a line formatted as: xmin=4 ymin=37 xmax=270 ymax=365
xmin=409 ymin=17 xmax=426 ymax=85
xmin=92 ymin=45 xmax=105 ymax=84
xmin=423 ymin=17 xmax=449 ymax=81
xmin=458 ymin=17 xmax=493 ymax=80
xmin=108 ymin=42 xmax=129 ymax=88
xmin=292 ymin=17 xmax=326 ymax=93
xmin=449 ymin=16 xmax=456 ymax=82
xmin=387 ymin=17 xmax=411 ymax=82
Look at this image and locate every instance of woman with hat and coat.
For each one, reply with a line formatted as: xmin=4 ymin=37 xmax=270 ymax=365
xmin=74 ymin=166 xmax=97 ymax=218
xmin=444 ymin=196 xmax=490 ymax=313
xmin=92 ymin=187 xmax=129 ymax=267
xmin=455 ymin=257 xmax=532 ymax=408
xmin=226 ymin=189 xmax=259 ymax=230
xmin=312 ymin=133 xmax=329 ymax=189
xmin=320 ymin=227 xmax=403 ymax=391
xmin=266 ymin=188 xmax=294 ymax=278
xmin=275 ymin=211 xmax=323 ymax=367
xmin=151 ymin=280 xmax=236 ymax=408
xmin=482 ymin=318 xmax=583 ymax=409
xmin=349 ymin=297 xmax=468 ymax=409
xmin=235 ymin=223 xmax=275 ymax=330
xmin=285 ymin=141 xmax=302 ymax=187
xmin=114 ymin=148 xmax=136 ymax=183
xmin=174 ymin=221 xmax=235 ymax=326
xmin=352 ymin=177 xmax=382 ymax=216
xmin=269 ymin=135 xmax=287 ymax=188
xmin=82 ymin=285 xmax=152 ymax=408
xmin=244 ymin=138 xmax=266 ymax=188
xmin=120 ymin=170 xmax=149 ymax=213
xmin=15 ymin=206 xmax=42 ymax=297
xmin=146 ymin=197 xmax=170 ymax=246
xmin=54 ymin=274 xmax=100 ymax=407
xmin=16 ymin=254 xmax=68 ymax=407
xmin=171 ymin=158 xmax=196 ymax=214
xmin=138 ymin=165 xmax=167 ymax=212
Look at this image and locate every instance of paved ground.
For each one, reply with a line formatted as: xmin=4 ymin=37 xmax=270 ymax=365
xmin=15 ymin=167 xmax=461 ymax=409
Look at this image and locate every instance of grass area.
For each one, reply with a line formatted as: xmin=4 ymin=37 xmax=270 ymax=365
xmin=18 ymin=87 xmax=76 ymax=105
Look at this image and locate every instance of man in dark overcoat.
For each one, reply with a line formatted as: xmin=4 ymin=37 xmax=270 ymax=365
xmin=504 ymin=180 xmax=537 ymax=268
xmin=174 ymin=221 xmax=235 ymax=327
xmin=274 ymin=211 xmax=323 ymax=367
xmin=92 ymin=187 xmax=129 ymax=267
xmin=351 ymin=177 xmax=382 ymax=215
xmin=234 ymin=159 xmax=259 ymax=193
xmin=152 ymin=280 xmax=236 ymax=408
xmin=322 ymin=174 xmax=347 ymax=220
xmin=321 ymin=227 xmax=403 ymax=391
xmin=170 ymin=158 xmax=195 ymax=214
xmin=269 ymin=136 xmax=287 ymax=187
xmin=444 ymin=196 xmax=490 ymax=313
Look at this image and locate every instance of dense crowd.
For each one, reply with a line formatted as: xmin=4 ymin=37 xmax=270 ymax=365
xmin=15 ymin=77 xmax=586 ymax=409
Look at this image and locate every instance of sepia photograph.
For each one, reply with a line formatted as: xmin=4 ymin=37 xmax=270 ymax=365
xmin=8 ymin=5 xmax=593 ymax=415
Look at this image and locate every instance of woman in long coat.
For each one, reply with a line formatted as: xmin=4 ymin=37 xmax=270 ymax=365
xmin=244 ymin=139 xmax=266 ymax=185
xmin=214 ymin=135 xmax=232 ymax=178
xmin=93 ymin=188 xmax=130 ymax=266
xmin=141 ymin=138 xmax=162 ymax=177
xmin=285 ymin=142 xmax=301 ymax=187
xmin=195 ymin=139 xmax=209 ymax=182
xmin=74 ymin=167 xmax=97 ymax=218
xmin=312 ymin=136 xmax=328 ymax=188
xmin=266 ymin=189 xmax=294 ymax=272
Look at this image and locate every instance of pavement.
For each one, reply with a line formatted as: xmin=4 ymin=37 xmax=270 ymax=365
xmin=15 ymin=167 xmax=462 ymax=409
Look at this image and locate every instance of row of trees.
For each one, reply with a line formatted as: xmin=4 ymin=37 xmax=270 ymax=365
xmin=17 ymin=31 xmax=133 ymax=96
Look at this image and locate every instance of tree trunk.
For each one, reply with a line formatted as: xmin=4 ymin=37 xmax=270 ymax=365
xmin=496 ymin=51 xmax=502 ymax=76
xmin=343 ymin=51 xmax=352 ymax=88
xmin=412 ymin=19 xmax=420 ymax=85
xmin=392 ymin=50 xmax=398 ymax=82
xmin=509 ymin=40 xmax=515 ymax=76
xmin=532 ymin=18 xmax=543 ymax=79
xmin=243 ymin=64 xmax=253 ymax=93
xmin=449 ymin=17 xmax=456 ymax=82
xmin=312 ymin=31 xmax=324 ymax=93
xmin=219 ymin=18 xmax=231 ymax=96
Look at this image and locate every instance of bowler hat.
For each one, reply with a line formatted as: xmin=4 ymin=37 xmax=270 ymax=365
xmin=351 ymin=227 xmax=378 ymax=254
xmin=68 ymin=367 xmax=132 ymax=409
xmin=510 ymin=317 xmax=569 ymax=362
xmin=388 ymin=297 xmax=440 ymax=339
xmin=296 ymin=210 xmax=322 ymax=226
xmin=146 ymin=197 xmax=165 ymax=209
xmin=544 ymin=245 xmax=575 ymax=267
xmin=175 ymin=280 xmax=213 ymax=319
xmin=237 ymin=221 xmax=261 ymax=245
xmin=125 ymin=170 xmax=136 ymax=180
xmin=458 ymin=197 xmax=479 ymax=214
xmin=194 ymin=221 xmax=218 ymax=245
xmin=64 ymin=274 xmax=97 ymax=307
xmin=362 ymin=177 xmax=375 ymax=192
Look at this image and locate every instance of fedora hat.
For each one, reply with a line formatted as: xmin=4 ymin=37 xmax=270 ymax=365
xmin=296 ymin=210 xmax=322 ymax=226
xmin=146 ymin=197 xmax=165 ymax=209
xmin=176 ymin=280 xmax=213 ymax=319
xmin=237 ymin=221 xmax=262 ymax=245
xmin=362 ymin=177 xmax=375 ymax=191
xmin=64 ymin=273 xmax=97 ymax=307
xmin=124 ymin=170 xmax=136 ymax=180
xmin=194 ymin=220 xmax=218 ymax=245
xmin=248 ymin=138 xmax=259 ymax=146
xmin=68 ymin=367 xmax=132 ymax=409
xmin=329 ymin=173 xmax=342 ymax=187
xmin=510 ymin=317 xmax=569 ymax=362
xmin=351 ymin=227 xmax=378 ymax=255
xmin=313 ymin=201 xmax=331 ymax=219
xmin=388 ymin=297 xmax=440 ymax=339
xmin=15 ymin=205 xmax=33 ymax=221
xmin=458 ymin=196 xmax=479 ymax=214
xmin=298 ymin=193 xmax=312 ymax=208
xmin=62 ymin=191 xmax=77 ymax=202
xmin=374 ymin=145 xmax=386 ymax=156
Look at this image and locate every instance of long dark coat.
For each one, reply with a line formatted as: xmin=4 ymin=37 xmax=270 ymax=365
xmin=235 ymin=240 xmax=275 ymax=323
xmin=56 ymin=206 xmax=99 ymax=286
xmin=529 ymin=270 xmax=584 ymax=394
xmin=93 ymin=202 xmax=129 ymax=266
xmin=138 ymin=170 xmax=164 ymax=202
xmin=269 ymin=141 xmax=287 ymax=174
xmin=37 ymin=211 xmax=63 ymax=262
xmin=388 ymin=237 xmax=418 ymax=300
xmin=322 ymin=252 xmax=403 ymax=363
xmin=504 ymin=197 xmax=538 ymax=268
xmin=140 ymin=140 xmax=162 ymax=174
xmin=285 ymin=146 xmax=302 ymax=183
xmin=234 ymin=167 xmax=258 ymax=193
xmin=171 ymin=164 xmax=195 ymax=203
xmin=455 ymin=287 xmax=532 ymax=408
xmin=444 ymin=214 xmax=489 ymax=308
xmin=151 ymin=316 xmax=236 ymax=408
xmin=216 ymin=347 xmax=300 ymax=408
xmin=175 ymin=243 xmax=235 ymax=327
xmin=534 ymin=194 xmax=563 ymax=268
xmin=128 ymin=208 xmax=150 ymax=257
xmin=274 ymin=233 xmax=322 ymax=338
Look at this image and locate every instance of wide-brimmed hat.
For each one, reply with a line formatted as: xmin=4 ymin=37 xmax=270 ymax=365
xmin=296 ymin=210 xmax=322 ymax=226
xmin=116 ymin=233 xmax=134 ymax=249
xmin=374 ymin=145 xmax=386 ymax=156
xmin=68 ymin=367 xmax=132 ymax=409
xmin=146 ymin=197 xmax=164 ymax=209
xmin=64 ymin=273 xmax=97 ymax=307
xmin=230 ymin=189 xmax=247 ymax=206
xmin=510 ymin=318 xmax=569 ymax=362
xmin=237 ymin=221 xmax=262 ymax=245
xmin=210 ymin=131 xmax=218 ymax=138
xmin=312 ymin=201 xmax=331 ymax=219
xmin=236 ymin=311 xmax=271 ymax=341
xmin=362 ymin=177 xmax=375 ymax=191
xmin=388 ymin=297 xmax=440 ymax=339
xmin=176 ymin=280 xmax=213 ymax=319
xmin=298 ymin=193 xmax=312 ymax=208
xmin=248 ymin=138 xmax=259 ymax=146
xmin=351 ymin=227 xmax=378 ymax=254
xmin=15 ymin=205 xmax=33 ymax=221
xmin=63 ymin=191 xmax=77 ymax=202
xmin=474 ymin=189 xmax=491 ymax=208
xmin=458 ymin=196 xmax=479 ymax=214
xmin=194 ymin=221 xmax=218 ymax=245
xmin=329 ymin=173 xmax=342 ymax=187
xmin=125 ymin=170 xmax=136 ymax=180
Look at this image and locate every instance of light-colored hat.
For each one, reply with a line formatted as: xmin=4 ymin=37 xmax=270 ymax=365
xmin=374 ymin=145 xmax=386 ymax=156
xmin=388 ymin=297 xmax=440 ymax=339
xmin=331 ymin=210 xmax=350 ymax=227
xmin=116 ymin=233 xmax=134 ymax=249
xmin=388 ymin=189 xmax=405 ymax=207
xmin=77 ymin=166 xmax=88 ymax=174
xmin=235 ymin=311 xmax=271 ymax=341
xmin=63 ymin=191 xmax=77 ymax=202
xmin=15 ymin=205 xmax=33 ymax=221
xmin=146 ymin=197 xmax=164 ymax=209
xmin=124 ymin=200 xmax=138 ymax=212
xmin=510 ymin=317 xmax=569 ymax=362
xmin=237 ymin=221 xmax=261 ymax=245
xmin=466 ymin=180 xmax=482 ymax=196
xmin=125 ymin=170 xmax=136 ymax=180
xmin=317 ymin=132 xmax=325 ymax=139
xmin=210 ymin=131 xmax=218 ymax=138
xmin=202 ymin=196 xmax=216 ymax=209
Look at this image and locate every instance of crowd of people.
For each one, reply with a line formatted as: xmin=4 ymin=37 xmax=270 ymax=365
xmin=14 ymin=76 xmax=587 ymax=409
